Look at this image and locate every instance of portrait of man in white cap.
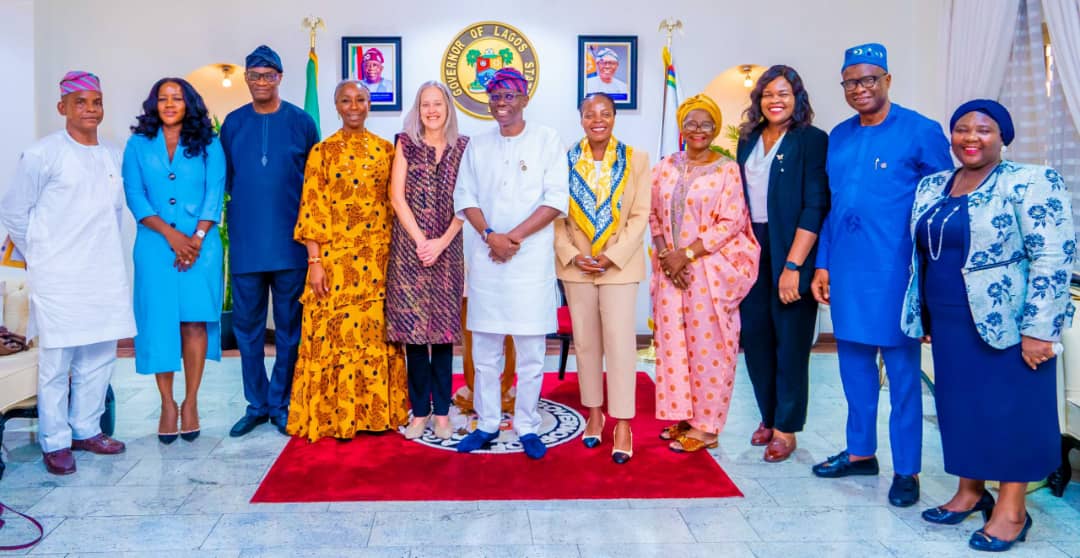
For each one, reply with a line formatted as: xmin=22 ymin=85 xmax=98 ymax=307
xmin=585 ymin=46 xmax=628 ymax=96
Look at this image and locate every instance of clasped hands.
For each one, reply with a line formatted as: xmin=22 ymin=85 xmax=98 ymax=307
xmin=574 ymin=253 xmax=613 ymax=276
xmin=487 ymin=232 xmax=521 ymax=263
xmin=415 ymin=236 xmax=449 ymax=267
xmin=657 ymin=247 xmax=691 ymax=290
xmin=168 ymin=230 xmax=202 ymax=272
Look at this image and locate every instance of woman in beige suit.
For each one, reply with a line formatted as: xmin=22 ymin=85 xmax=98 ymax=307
xmin=556 ymin=93 xmax=650 ymax=464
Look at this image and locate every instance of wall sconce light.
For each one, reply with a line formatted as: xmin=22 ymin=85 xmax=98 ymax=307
xmin=220 ymin=64 xmax=235 ymax=88
xmin=741 ymin=65 xmax=754 ymax=88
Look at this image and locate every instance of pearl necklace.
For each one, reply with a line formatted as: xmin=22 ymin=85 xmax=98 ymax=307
xmin=926 ymin=202 xmax=961 ymax=261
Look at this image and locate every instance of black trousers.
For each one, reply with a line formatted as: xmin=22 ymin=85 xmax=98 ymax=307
xmin=739 ymin=222 xmax=819 ymax=433
xmin=406 ymin=343 xmax=453 ymax=417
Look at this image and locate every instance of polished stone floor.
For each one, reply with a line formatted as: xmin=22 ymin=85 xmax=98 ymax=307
xmin=2 ymin=352 xmax=1080 ymax=557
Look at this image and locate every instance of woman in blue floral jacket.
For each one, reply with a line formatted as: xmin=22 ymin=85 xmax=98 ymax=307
xmin=901 ymin=99 xmax=1074 ymax=552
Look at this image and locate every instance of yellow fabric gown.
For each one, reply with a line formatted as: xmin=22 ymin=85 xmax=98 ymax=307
xmin=287 ymin=129 xmax=409 ymax=442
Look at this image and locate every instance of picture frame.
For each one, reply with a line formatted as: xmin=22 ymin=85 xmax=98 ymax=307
xmin=578 ymin=35 xmax=638 ymax=110
xmin=341 ymin=36 xmax=402 ymax=111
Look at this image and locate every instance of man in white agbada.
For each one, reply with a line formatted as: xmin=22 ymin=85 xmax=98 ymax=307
xmin=453 ymin=68 xmax=568 ymax=459
xmin=0 ymin=71 xmax=136 ymax=475
xmin=585 ymin=48 xmax=628 ymax=96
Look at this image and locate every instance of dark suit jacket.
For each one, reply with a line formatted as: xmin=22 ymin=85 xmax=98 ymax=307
xmin=736 ymin=125 xmax=830 ymax=294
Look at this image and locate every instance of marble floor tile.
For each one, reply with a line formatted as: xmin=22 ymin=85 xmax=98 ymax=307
xmin=327 ymin=501 xmax=479 ymax=513
xmin=527 ymin=508 xmax=694 ymax=544
xmin=0 ymin=455 xmax=139 ymax=488
xmin=1054 ymin=540 xmax=1080 ymax=557
xmin=27 ymin=484 xmax=193 ymax=517
xmin=29 ymin=515 xmax=220 ymax=554
xmin=367 ymin=510 xmax=531 ymax=546
xmin=66 ymin=552 xmax=242 ymax=558
xmin=476 ymin=498 xmax=629 ymax=510
xmin=0 ymin=515 xmax=63 ymax=556
xmin=577 ymin=542 xmax=755 ymax=558
xmin=200 ymin=512 xmax=374 ymax=550
xmin=238 ymin=549 xmax=410 ymax=558
xmin=116 ymin=456 xmax=273 ymax=487
xmin=745 ymin=541 xmax=895 ymax=558
xmin=880 ymin=540 xmax=1068 ymax=557
xmin=757 ymin=475 xmax=898 ymax=507
xmin=677 ymin=507 xmax=761 ymax=542
xmin=740 ymin=506 xmax=920 ymax=542
xmin=179 ymin=485 xmax=330 ymax=514
xmin=409 ymin=544 xmax=581 ymax=558
xmin=0 ymin=486 xmax=53 ymax=510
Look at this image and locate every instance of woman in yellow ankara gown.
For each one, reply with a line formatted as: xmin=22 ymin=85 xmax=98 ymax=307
xmin=287 ymin=80 xmax=409 ymax=442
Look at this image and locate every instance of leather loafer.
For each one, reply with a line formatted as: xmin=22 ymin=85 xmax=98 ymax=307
xmin=42 ymin=448 xmax=76 ymax=475
xmin=270 ymin=415 xmax=289 ymax=436
xmin=889 ymin=474 xmax=920 ymax=507
xmin=811 ymin=451 xmax=879 ymax=478
xmin=456 ymin=429 xmax=498 ymax=453
xmin=519 ymin=433 xmax=547 ymax=460
xmin=922 ymin=491 xmax=995 ymax=525
xmin=71 ymin=433 xmax=126 ymax=455
xmin=230 ymin=414 xmax=269 ymax=438
xmin=763 ymin=436 xmax=796 ymax=463
xmin=751 ymin=422 xmax=773 ymax=446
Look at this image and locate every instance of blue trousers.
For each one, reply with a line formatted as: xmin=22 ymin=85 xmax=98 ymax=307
xmin=837 ymin=339 xmax=922 ymax=476
xmin=231 ymin=269 xmax=305 ymax=421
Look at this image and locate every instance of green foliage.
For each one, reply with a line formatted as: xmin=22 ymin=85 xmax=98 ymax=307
xmin=213 ymin=115 xmax=232 ymax=312
xmin=709 ymin=144 xmax=736 ymax=160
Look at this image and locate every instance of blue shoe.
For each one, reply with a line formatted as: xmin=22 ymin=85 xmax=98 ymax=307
xmin=811 ymin=451 xmax=879 ymax=478
xmin=456 ymin=429 xmax=498 ymax=453
xmin=889 ymin=474 xmax=920 ymax=507
xmin=519 ymin=433 xmax=547 ymax=459
xmin=969 ymin=513 xmax=1032 ymax=552
xmin=229 ymin=414 xmax=268 ymax=438
xmin=922 ymin=491 xmax=995 ymax=525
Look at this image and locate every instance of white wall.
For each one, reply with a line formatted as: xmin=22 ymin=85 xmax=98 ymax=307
xmin=0 ymin=0 xmax=37 ymax=241
xmin=27 ymin=0 xmax=949 ymax=333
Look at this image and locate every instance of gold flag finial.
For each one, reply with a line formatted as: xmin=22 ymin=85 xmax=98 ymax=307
xmin=302 ymin=16 xmax=325 ymax=50
xmin=658 ymin=18 xmax=683 ymax=49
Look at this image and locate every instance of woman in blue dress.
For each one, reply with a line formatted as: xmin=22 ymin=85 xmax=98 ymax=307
xmin=122 ymin=78 xmax=224 ymax=444
xmin=902 ymin=100 xmax=1074 ymax=552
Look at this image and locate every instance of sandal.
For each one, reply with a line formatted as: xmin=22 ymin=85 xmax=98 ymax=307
xmin=659 ymin=420 xmax=691 ymax=441
xmin=669 ymin=433 xmax=719 ymax=453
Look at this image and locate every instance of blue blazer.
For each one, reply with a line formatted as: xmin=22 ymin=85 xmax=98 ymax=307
xmin=902 ymin=161 xmax=1075 ymax=348
xmin=736 ymin=125 xmax=830 ymax=293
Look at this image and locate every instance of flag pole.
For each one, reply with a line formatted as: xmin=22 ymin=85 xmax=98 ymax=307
xmin=301 ymin=15 xmax=325 ymax=138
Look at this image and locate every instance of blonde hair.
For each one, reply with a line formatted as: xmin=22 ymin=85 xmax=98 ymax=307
xmin=402 ymin=81 xmax=459 ymax=146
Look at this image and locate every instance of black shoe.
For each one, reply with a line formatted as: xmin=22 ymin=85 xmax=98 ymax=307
xmin=229 ymin=414 xmax=268 ymax=437
xmin=922 ymin=491 xmax=995 ymax=525
xmin=889 ymin=474 xmax=920 ymax=507
xmin=811 ymin=451 xmax=880 ymax=478
xmin=270 ymin=415 xmax=289 ymax=436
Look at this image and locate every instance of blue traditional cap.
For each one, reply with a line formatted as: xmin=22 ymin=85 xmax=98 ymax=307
xmin=842 ymin=43 xmax=888 ymax=72
xmin=246 ymin=45 xmax=283 ymax=73
xmin=595 ymin=47 xmax=619 ymax=62
xmin=950 ymin=99 xmax=1015 ymax=146
xmin=485 ymin=67 xmax=528 ymax=95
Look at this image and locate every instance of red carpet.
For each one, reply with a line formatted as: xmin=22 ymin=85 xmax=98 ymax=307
xmin=252 ymin=372 xmax=742 ymax=502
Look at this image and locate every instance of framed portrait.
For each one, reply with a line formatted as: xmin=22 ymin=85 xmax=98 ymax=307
xmin=341 ymin=36 xmax=402 ymax=111
xmin=578 ymin=35 xmax=637 ymax=110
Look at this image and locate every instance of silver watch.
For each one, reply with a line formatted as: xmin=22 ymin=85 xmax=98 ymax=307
xmin=195 ymin=229 xmax=207 ymax=239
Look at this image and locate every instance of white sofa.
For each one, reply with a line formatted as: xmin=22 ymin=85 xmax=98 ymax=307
xmin=1049 ymin=288 xmax=1080 ymax=496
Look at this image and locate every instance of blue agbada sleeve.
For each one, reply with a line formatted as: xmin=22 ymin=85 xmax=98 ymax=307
xmin=917 ymin=121 xmax=954 ymax=176
xmin=220 ymin=115 xmax=234 ymax=195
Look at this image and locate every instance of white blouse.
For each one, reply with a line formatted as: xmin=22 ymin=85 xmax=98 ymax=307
xmin=743 ymin=133 xmax=784 ymax=224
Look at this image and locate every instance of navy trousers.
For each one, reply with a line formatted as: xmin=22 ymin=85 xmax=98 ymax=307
xmin=230 ymin=269 xmax=305 ymax=422
xmin=406 ymin=343 xmax=453 ymax=417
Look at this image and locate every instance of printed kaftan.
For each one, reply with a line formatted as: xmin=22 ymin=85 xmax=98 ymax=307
xmin=287 ymin=129 xmax=409 ymax=442
xmin=649 ymin=153 xmax=760 ymax=434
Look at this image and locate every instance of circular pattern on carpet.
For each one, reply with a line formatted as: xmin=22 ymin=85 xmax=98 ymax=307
xmin=404 ymin=398 xmax=585 ymax=453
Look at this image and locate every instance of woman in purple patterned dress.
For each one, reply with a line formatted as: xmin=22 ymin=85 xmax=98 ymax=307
xmin=387 ymin=81 xmax=469 ymax=440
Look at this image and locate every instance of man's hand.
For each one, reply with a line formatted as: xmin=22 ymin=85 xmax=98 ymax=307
xmin=811 ymin=268 xmax=830 ymax=304
xmin=487 ymin=233 xmax=520 ymax=263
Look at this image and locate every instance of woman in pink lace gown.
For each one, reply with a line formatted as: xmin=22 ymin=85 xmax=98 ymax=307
xmin=649 ymin=94 xmax=760 ymax=453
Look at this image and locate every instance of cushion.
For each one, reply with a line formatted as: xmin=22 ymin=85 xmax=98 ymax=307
xmin=3 ymin=278 xmax=30 ymax=338
xmin=556 ymin=305 xmax=573 ymax=336
xmin=0 ymin=347 xmax=38 ymax=414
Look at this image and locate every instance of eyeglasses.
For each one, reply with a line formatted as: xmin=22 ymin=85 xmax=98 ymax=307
xmin=245 ymin=71 xmax=281 ymax=84
xmin=682 ymin=120 xmax=716 ymax=133
xmin=840 ymin=73 xmax=886 ymax=92
xmin=488 ymin=92 xmax=521 ymax=103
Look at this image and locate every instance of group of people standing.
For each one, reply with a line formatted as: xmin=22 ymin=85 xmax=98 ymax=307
xmin=1 ymin=39 xmax=1074 ymax=553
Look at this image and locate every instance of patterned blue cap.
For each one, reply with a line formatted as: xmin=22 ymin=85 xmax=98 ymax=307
xmin=842 ymin=43 xmax=888 ymax=72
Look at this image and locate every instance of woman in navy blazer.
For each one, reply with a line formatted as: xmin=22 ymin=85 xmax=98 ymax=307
xmin=736 ymin=65 xmax=829 ymax=462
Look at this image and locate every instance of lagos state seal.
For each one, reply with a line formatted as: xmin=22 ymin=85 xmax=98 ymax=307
xmin=441 ymin=21 xmax=539 ymax=119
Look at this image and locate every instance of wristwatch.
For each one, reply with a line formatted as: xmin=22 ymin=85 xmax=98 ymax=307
xmin=784 ymin=260 xmax=800 ymax=271
xmin=195 ymin=229 xmax=207 ymax=239
xmin=684 ymin=247 xmax=696 ymax=262
xmin=482 ymin=227 xmax=495 ymax=242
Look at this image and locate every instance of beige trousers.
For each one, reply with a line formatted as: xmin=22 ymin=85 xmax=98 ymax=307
xmin=563 ymin=281 xmax=639 ymax=419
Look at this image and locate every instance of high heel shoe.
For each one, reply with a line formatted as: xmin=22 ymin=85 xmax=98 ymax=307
xmin=179 ymin=400 xmax=201 ymax=442
xmin=582 ymin=414 xmax=605 ymax=449
xmin=922 ymin=491 xmax=995 ymax=525
xmin=969 ymin=513 xmax=1032 ymax=552
xmin=158 ymin=402 xmax=179 ymax=445
xmin=611 ymin=426 xmax=633 ymax=465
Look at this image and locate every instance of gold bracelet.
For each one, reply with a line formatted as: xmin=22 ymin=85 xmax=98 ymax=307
xmin=307 ymin=257 xmax=321 ymax=265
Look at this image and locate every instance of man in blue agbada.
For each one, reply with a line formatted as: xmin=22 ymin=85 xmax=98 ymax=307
xmin=809 ymin=43 xmax=952 ymax=507
xmin=220 ymin=45 xmax=319 ymax=437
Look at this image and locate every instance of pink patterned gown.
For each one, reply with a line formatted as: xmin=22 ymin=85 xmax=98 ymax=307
xmin=649 ymin=153 xmax=760 ymax=434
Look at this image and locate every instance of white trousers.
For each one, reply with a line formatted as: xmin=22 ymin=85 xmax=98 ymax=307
xmin=472 ymin=332 xmax=546 ymax=435
xmin=37 ymin=341 xmax=116 ymax=452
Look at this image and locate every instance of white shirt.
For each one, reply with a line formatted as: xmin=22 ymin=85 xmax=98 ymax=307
xmin=454 ymin=124 xmax=568 ymax=335
xmin=585 ymin=76 xmax=628 ymax=95
xmin=0 ymin=130 xmax=136 ymax=348
xmin=744 ymin=133 xmax=785 ymax=224
xmin=364 ymin=78 xmax=394 ymax=94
